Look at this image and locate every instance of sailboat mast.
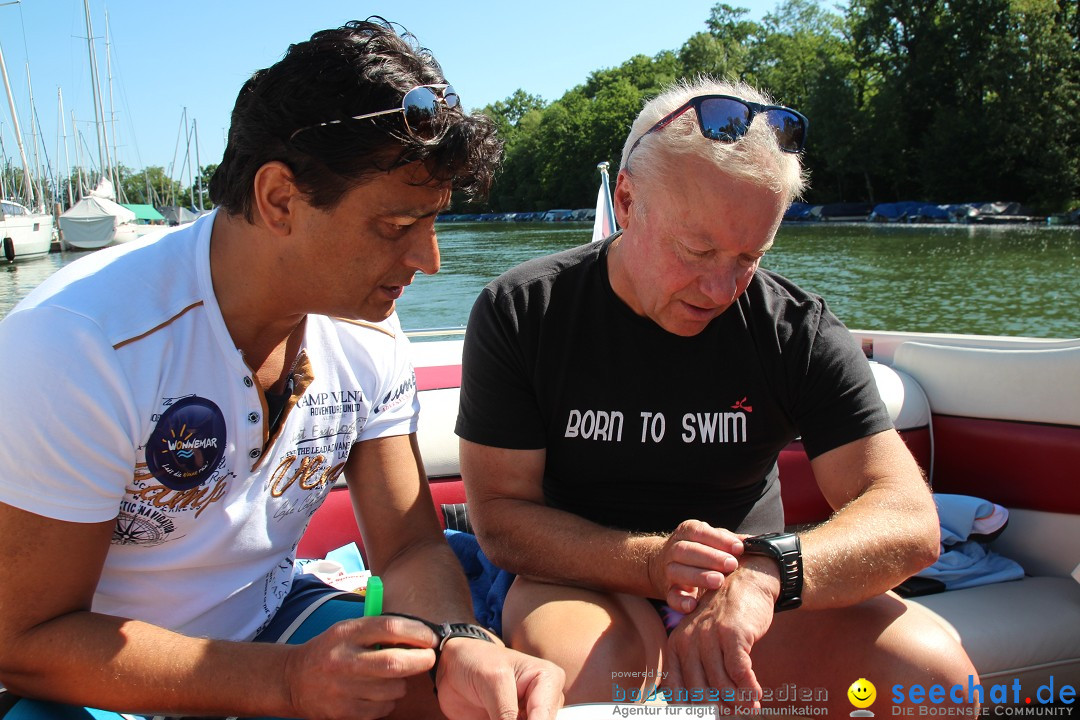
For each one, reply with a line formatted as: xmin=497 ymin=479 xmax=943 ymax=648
xmin=0 ymin=39 xmax=36 ymax=209
xmin=184 ymin=108 xmax=194 ymax=209
xmin=83 ymin=0 xmax=109 ymax=184
xmin=193 ymin=117 xmax=203 ymax=211
xmin=0 ymin=125 xmax=8 ymax=199
xmin=105 ymin=9 xmax=121 ymax=198
xmin=71 ymin=109 xmax=86 ymax=196
xmin=59 ymin=88 xmax=73 ymax=206
xmin=24 ymin=62 xmax=45 ymax=209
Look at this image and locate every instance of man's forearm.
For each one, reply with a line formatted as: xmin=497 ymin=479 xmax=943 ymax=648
xmin=800 ymin=480 xmax=939 ymax=609
xmin=378 ymin=537 xmax=488 ymax=624
xmin=1 ymin=611 xmax=293 ymax=716
xmin=472 ymin=497 xmax=663 ymax=598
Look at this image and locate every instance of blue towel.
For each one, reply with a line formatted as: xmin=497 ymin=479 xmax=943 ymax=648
xmin=916 ymin=494 xmax=1024 ymax=590
xmin=444 ymin=529 xmax=515 ymax=637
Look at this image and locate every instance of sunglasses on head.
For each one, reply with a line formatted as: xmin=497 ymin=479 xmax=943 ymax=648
xmin=289 ymin=83 xmax=460 ymax=142
xmin=627 ymin=94 xmax=808 ymax=159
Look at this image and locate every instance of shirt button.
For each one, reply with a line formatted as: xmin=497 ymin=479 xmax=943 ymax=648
xmin=249 ymin=448 xmax=261 ymax=459
xmin=248 ymin=412 xmax=260 ymax=423
xmin=243 ymin=376 xmax=254 ymax=388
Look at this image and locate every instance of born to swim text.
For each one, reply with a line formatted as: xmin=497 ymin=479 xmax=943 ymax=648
xmin=564 ymin=410 xmax=748 ymax=444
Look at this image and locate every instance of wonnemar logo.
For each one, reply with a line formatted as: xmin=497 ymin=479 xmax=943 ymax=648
xmin=145 ymin=396 xmax=227 ymax=491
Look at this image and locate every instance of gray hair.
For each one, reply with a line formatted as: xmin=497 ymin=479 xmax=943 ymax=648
xmin=620 ymin=77 xmax=807 ymax=210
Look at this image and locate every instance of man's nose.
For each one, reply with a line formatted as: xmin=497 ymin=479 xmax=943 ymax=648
xmin=699 ymin=264 xmax=740 ymax=305
xmin=407 ymin=227 xmax=440 ymax=276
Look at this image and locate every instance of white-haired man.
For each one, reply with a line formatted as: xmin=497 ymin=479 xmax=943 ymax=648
xmin=456 ymin=78 xmax=978 ymax=714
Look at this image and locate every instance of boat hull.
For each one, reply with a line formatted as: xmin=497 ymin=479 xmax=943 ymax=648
xmin=0 ymin=204 xmax=54 ymax=262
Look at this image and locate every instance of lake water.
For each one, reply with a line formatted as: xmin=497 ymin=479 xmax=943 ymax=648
xmin=3 ymin=222 xmax=1079 ymax=338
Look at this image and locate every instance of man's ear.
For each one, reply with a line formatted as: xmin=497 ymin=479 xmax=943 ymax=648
xmin=252 ymin=161 xmax=298 ymax=235
xmin=613 ymin=169 xmax=634 ymax=229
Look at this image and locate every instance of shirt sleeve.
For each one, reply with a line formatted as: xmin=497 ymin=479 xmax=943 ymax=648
xmin=792 ymin=300 xmax=894 ymax=459
xmin=0 ymin=306 xmax=138 ymax=522
xmin=455 ymin=286 xmax=547 ymax=449
xmin=357 ymin=316 xmax=420 ymax=442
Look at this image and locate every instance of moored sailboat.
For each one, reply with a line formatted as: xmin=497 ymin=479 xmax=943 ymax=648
xmin=0 ymin=198 xmax=52 ymax=262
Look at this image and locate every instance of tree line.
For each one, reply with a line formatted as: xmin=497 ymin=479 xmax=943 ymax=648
xmin=0 ymin=161 xmax=215 ymax=214
xmin=474 ymin=0 xmax=1079 ymax=214
xmin=8 ymin=0 xmax=1075 ymax=217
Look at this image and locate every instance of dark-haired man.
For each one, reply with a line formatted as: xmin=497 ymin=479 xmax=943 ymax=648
xmin=0 ymin=19 xmax=562 ymax=720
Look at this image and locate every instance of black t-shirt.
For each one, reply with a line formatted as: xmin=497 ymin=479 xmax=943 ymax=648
xmin=455 ymin=236 xmax=893 ymax=535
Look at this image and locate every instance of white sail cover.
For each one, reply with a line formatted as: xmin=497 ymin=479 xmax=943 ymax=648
xmin=88 ymin=177 xmax=118 ymax=200
xmin=59 ymin=195 xmax=137 ymax=249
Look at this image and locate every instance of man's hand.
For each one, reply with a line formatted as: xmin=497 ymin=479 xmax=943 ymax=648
xmin=284 ymin=615 xmax=438 ymax=720
xmin=648 ymin=520 xmax=744 ymax=613
xmin=435 ymin=636 xmax=565 ymax=720
xmin=664 ymin=557 xmax=780 ymax=707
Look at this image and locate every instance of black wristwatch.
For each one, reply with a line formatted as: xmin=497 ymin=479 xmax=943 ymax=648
xmin=742 ymin=532 xmax=803 ymax=611
xmin=384 ymin=613 xmax=496 ymax=685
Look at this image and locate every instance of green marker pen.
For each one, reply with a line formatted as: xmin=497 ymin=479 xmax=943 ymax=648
xmin=364 ymin=576 xmax=383 ymax=617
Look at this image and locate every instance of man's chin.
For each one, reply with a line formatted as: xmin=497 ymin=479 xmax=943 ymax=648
xmin=660 ymin=315 xmax=718 ymax=337
xmin=339 ymin=302 xmax=395 ymax=324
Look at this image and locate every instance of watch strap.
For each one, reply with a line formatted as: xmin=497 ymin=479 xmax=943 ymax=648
xmin=383 ymin=613 xmax=496 ymax=686
xmin=742 ymin=532 xmax=803 ymax=611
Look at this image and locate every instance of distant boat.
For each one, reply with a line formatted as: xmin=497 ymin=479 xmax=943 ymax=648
xmin=58 ymin=178 xmax=140 ymax=250
xmin=1 ymin=31 xmax=54 ymax=262
xmin=1 ymin=198 xmax=54 ymax=263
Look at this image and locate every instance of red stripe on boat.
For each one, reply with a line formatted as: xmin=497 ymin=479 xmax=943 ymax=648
xmin=415 ymin=364 xmax=462 ymax=391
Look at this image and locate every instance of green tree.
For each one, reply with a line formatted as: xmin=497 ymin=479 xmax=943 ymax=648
xmin=487 ymin=51 xmax=681 ymax=211
xmin=195 ymin=163 xmax=218 ymax=211
xmin=120 ymin=165 xmax=185 ymax=207
xmin=850 ymin=0 xmax=1079 ymax=208
xmin=678 ymin=6 xmax=761 ymax=80
xmin=474 ymin=0 xmax=1079 ymax=212
xmin=481 ymin=90 xmax=547 ymax=142
xmin=747 ymin=0 xmax=861 ymax=202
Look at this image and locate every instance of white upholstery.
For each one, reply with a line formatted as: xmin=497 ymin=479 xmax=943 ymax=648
xmin=412 ymin=339 xmax=464 ymax=479
xmin=416 ymin=387 xmax=461 ymax=478
xmin=409 ymin=337 xmax=464 ymax=367
xmin=988 ymin=509 xmax=1080 ymax=579
xmin=851 ymin=330 xmax=1077 ymax=366
xmin=894 ymin=342 xmax=1080 ymax=426
xmin=870 ymin=361 xmax=931 ymax=430
xmin=910 ymin=577 xmax=1080 ymax=686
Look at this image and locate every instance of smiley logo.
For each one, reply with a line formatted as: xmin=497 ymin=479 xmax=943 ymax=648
xmin=848 ymin=678 xmax=877 ymax=709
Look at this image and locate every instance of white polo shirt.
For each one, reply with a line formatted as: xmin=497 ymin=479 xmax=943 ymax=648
xmin=0 ymin=212 xmax=418 ymax=640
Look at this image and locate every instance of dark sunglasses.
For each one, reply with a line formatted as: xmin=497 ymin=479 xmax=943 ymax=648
xmin=627 ymin=94 xmax=808 ymax=159
xmin=289 ymin=84 xmax=460 ymax=141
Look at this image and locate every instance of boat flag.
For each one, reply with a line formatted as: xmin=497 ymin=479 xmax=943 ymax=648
xmin=591 ymin=161 xmax=617 ymax=243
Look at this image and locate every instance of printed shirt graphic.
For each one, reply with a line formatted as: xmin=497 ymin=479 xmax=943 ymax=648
xmin=0 ymin=213 xmax=419 ymax=641
xmin=456 ymin=238 xmax=892 ymax=535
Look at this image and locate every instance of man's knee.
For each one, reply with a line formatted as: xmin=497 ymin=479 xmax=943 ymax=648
xmin=897 ymin=620 xmax=979 ymax=694
xmin=503 ymin=579 xmax=664 ymax=702
xmin=866 ymin=600 xmax=980 ymax=710
xmin=507 ymin=588 xmax=651 ymax=669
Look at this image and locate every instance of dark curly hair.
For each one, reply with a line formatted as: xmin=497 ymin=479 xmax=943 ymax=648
xmin=209 ymin=18 xmax=502 ymax=221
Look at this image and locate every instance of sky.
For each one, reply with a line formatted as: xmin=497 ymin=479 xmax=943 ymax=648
xmin=0 ymin=0 xmax=779 ymax=185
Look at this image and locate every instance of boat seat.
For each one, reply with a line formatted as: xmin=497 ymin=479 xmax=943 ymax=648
xmin=893 ymin=340 xmax=1080 ymax=698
